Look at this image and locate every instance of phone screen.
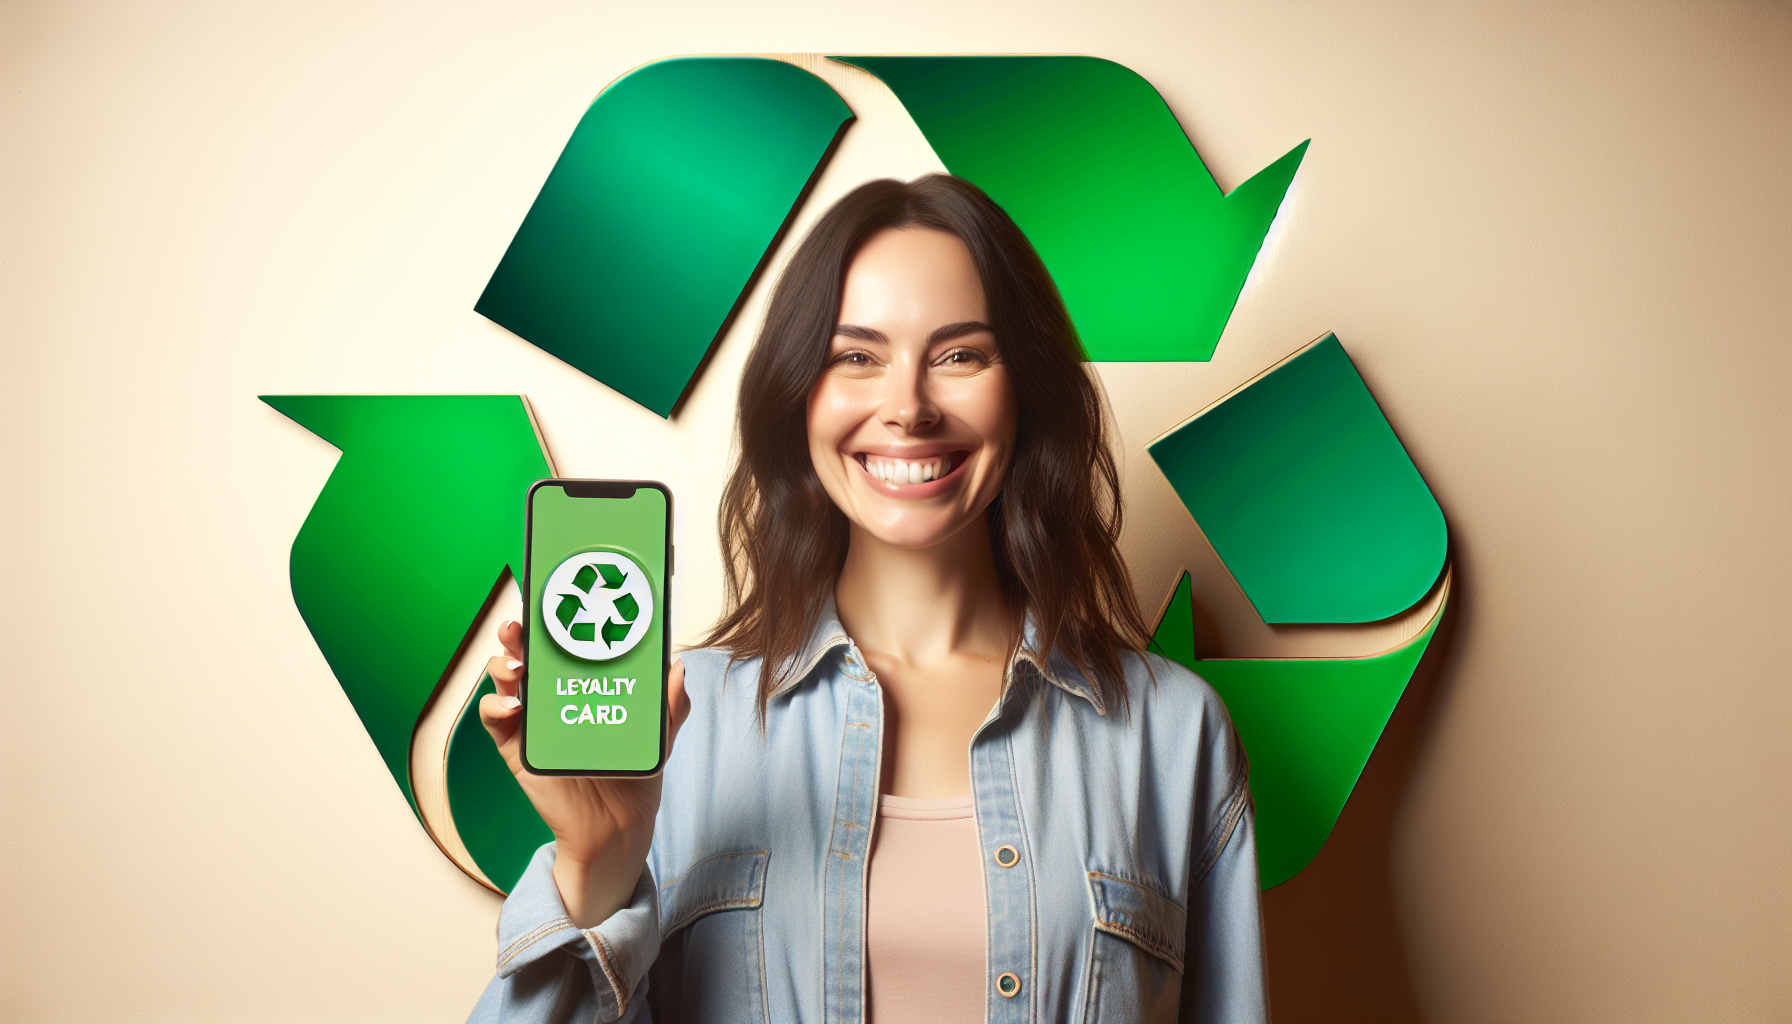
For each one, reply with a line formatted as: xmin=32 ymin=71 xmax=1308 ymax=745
xmin=522 ymin=480 xmax=670 ymax=775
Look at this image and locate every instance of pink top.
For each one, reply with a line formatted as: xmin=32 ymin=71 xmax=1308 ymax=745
xmin=865 ymin=794 xmax=987 ymax=1023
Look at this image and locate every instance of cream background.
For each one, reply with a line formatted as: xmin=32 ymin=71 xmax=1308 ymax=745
xmin=1 ymin=2 xmax=1787 ymax=1022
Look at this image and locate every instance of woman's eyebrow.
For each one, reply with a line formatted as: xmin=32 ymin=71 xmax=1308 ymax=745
xmin=928 ymin=321 xmax=994 ymax=344
xmin=831 ymin=322 xmax=993 ymax=343
xmin=832 ymin=324 xmax=887 ymax=342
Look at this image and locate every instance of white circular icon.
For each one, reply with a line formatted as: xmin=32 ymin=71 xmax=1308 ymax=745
xmin=541 ymin=550 xmax=654 ymax=661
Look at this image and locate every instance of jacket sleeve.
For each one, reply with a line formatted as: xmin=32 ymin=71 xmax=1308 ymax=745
xmin=466 ymin=843 xmax=662 ymax=1024
xmin=1179 ymin=721 xmax=1268 ymax=1024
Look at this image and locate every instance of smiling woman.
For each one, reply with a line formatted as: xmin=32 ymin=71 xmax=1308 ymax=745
xmin=709 ymin=176 xmax=1151 ymax=714
xmin=472 ymin=176 xmax=1265 ymax=1024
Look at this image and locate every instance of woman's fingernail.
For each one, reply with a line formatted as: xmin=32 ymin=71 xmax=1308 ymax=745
xmin=500 ymin=695 xmax=521 ymax=710
xmin=506 ymin=659 xmax=523 ymax=670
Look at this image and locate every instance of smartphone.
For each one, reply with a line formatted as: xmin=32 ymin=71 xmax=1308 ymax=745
xmin=521 ymin=479 xmax=672 ymax=776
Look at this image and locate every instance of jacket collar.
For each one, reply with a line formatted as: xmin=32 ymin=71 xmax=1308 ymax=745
xmin=763 ymin=599 xmax=855 ymax=701
xmin=764 ymin=596 xmax=1107 ymax=714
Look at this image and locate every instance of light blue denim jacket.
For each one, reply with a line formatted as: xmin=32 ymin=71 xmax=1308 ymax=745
xmin=469 ymin=605 xmax=1265 ymax=1023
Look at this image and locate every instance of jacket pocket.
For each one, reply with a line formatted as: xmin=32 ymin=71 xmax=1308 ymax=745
xmin=650 ymin=850 xmax=770 ymax=1024
xmin=1080 ymin=871 xmax=1186 ymax=1024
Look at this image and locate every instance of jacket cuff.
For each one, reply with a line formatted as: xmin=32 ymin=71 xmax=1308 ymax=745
xmin=582 ymin=866 xmax=661 ymax=1019
xmin=493 ymin=843 xmax=661 ymax=1021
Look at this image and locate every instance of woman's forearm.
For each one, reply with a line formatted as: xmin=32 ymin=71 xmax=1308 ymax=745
xmin=552 ymin=841 xmax=650 ymax=928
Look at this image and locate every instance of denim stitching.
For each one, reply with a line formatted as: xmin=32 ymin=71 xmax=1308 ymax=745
xmin=496 ymin=914 xmax=576 ymax=969
xmin=1079 ymin=919 xmax=1103 ymax=1024
xmin=765 ymin=632 xmax=852 ymax=699
xmin=658 ymin=850 xmax=770 ymax=936
xmin=756 ymin=877 xmax=771 ymax=1024
xmin=1086 ymin=872 xmax=1186 ymax=973
xmin=839 ymin=687 xmax=866 ymax=1024
xmin=1092 ymin=917 xmax=1185 ymax=974
xmin=1013 ymin=649 xmax=1104 ymax=714
xmin=1192 ymin=736 xmax=1252 ymax=888
xmin=1001 ymin=721 xmax=1040 ymax=1022
xmin=1086 ymin=868 xmax=1182 ymax=908
xmin=656 ymin=849 xmax=770 ymax=891
xmin=663 ymin=896 xmax=762 ymax=937
xmin=820 ymin=680 xmax=877 ymax=1024
xmin=587 ymin=928 xmax=631 ymax=1017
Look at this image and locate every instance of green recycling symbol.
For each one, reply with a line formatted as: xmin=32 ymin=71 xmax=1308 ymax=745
xmin=544 ymin=551 xmax=652 ymax=659
xmin=266 ymin=55 xmax=1448 ymax=893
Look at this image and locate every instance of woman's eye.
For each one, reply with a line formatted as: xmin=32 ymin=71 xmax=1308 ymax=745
xmin=939 ymin=349 xmax=988 ymax=367
xmin=834 ymin=351 xmax=872 ymax=366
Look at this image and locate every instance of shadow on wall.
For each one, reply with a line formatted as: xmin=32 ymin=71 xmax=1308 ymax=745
xmin=1259 ymin=577 xmax=1465 ymax=1023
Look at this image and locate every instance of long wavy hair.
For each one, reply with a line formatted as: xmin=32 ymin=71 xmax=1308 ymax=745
xmin=700 ymin=174 xmax=1151 ymax=712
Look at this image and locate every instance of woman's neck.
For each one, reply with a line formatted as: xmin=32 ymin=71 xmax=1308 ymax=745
xmin=833 ymin=512 xmax=1014 ymax=667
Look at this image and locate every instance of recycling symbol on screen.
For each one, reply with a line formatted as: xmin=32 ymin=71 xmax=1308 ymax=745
xmin=542 ymin=551 xmax=653 ymax=661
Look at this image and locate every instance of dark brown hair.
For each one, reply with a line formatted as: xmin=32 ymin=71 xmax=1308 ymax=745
xmin=701 ymin=175 xmax=1151 ymax=712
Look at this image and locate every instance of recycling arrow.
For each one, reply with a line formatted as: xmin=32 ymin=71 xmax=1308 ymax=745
xmin=261 ymin=394 xmax=552 ymax=813
xmin=836 ymin=55 xmax=1307 ymax=362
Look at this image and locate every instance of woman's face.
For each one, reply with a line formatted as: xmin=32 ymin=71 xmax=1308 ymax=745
xmin=807 ymin=227 xmax=1017 ymax=550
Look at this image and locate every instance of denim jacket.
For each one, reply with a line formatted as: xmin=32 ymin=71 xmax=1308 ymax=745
xmin=468 ymin=605 xmax=1266 ymax=1023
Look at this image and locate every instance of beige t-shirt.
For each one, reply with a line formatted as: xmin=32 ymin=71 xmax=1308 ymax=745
xmin=865 ymin=794 xmax=987 ymax=1023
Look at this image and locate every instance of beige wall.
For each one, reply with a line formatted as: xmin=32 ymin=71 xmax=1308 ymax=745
xmin=1 ymin=2 xmax=1786 ymax=1021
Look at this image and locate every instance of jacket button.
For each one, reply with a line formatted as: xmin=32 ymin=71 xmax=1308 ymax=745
xmin=993 ymin=844 xmax=1019 ymax=868
xmin=997 ymin=972 xmax=1022 ymax=998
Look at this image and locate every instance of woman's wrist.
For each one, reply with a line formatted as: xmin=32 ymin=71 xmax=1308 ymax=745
xmin=552 ymin=843 xmax=647 ymax=928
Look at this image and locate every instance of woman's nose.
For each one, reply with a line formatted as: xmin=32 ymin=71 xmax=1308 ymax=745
xmin=879 ymin=355 xmax=939 ymax=434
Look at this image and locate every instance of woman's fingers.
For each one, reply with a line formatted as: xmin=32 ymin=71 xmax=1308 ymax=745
xmin=481 ymin=652 xmax=525 ymax=750
xmin=478 ymin=691 xmax=522 ymax=751
xmin=486 ymin=653 xmax=524 ymax=698
xmin=499 ymin=619 xmax=525 ymax=661
xmin=485 ymin=643 xmax=685 ymax=783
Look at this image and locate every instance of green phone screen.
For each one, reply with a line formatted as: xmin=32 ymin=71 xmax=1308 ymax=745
xmin=524 ymin=482 xmax=668 ymax=774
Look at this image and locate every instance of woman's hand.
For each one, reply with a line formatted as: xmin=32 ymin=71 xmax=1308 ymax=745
xmin=479 ymin=620 xmax=690 ymax=928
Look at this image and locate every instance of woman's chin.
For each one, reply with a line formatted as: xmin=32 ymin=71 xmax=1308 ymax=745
xmin=849 ymin=508 xmax=985 ymax=553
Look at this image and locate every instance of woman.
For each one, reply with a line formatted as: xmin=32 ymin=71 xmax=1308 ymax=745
xmin=470 ymin=175 xmax=1264 ymax=1023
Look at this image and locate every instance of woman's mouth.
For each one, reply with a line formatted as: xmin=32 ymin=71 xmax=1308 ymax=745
xmin=855 ymin=451 xmax=968 ymax=487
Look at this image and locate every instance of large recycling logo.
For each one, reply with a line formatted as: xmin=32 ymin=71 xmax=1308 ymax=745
xmin=265 ymin=55 xmax=1449 ymax=894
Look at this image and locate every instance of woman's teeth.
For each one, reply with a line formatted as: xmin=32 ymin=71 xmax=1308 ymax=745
xmin=862 ymin=455 xmax=950 ymax=484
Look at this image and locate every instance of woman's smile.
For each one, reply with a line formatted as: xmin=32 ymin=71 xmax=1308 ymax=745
xmin=854 ymin=449 xmax=970 ymax=490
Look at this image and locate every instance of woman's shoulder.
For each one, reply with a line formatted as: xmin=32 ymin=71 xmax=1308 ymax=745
xmin=1039 ymin=649 xmax=1249 ymax=819
xmin=1032 ymin=645 xmax=1237 ymax=735
xmin=674 ymin=644 xmax=740 ymax=675
xmin=1123 ymin=650 xmax=1252 ymax=792
xmin=673 ymin=645 xmax=756 ymax=695
xmin=1109 ymin=649 xmax=1243 ymax=749
xmin=1123 ymin=649 xmax=1229 ymax=712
